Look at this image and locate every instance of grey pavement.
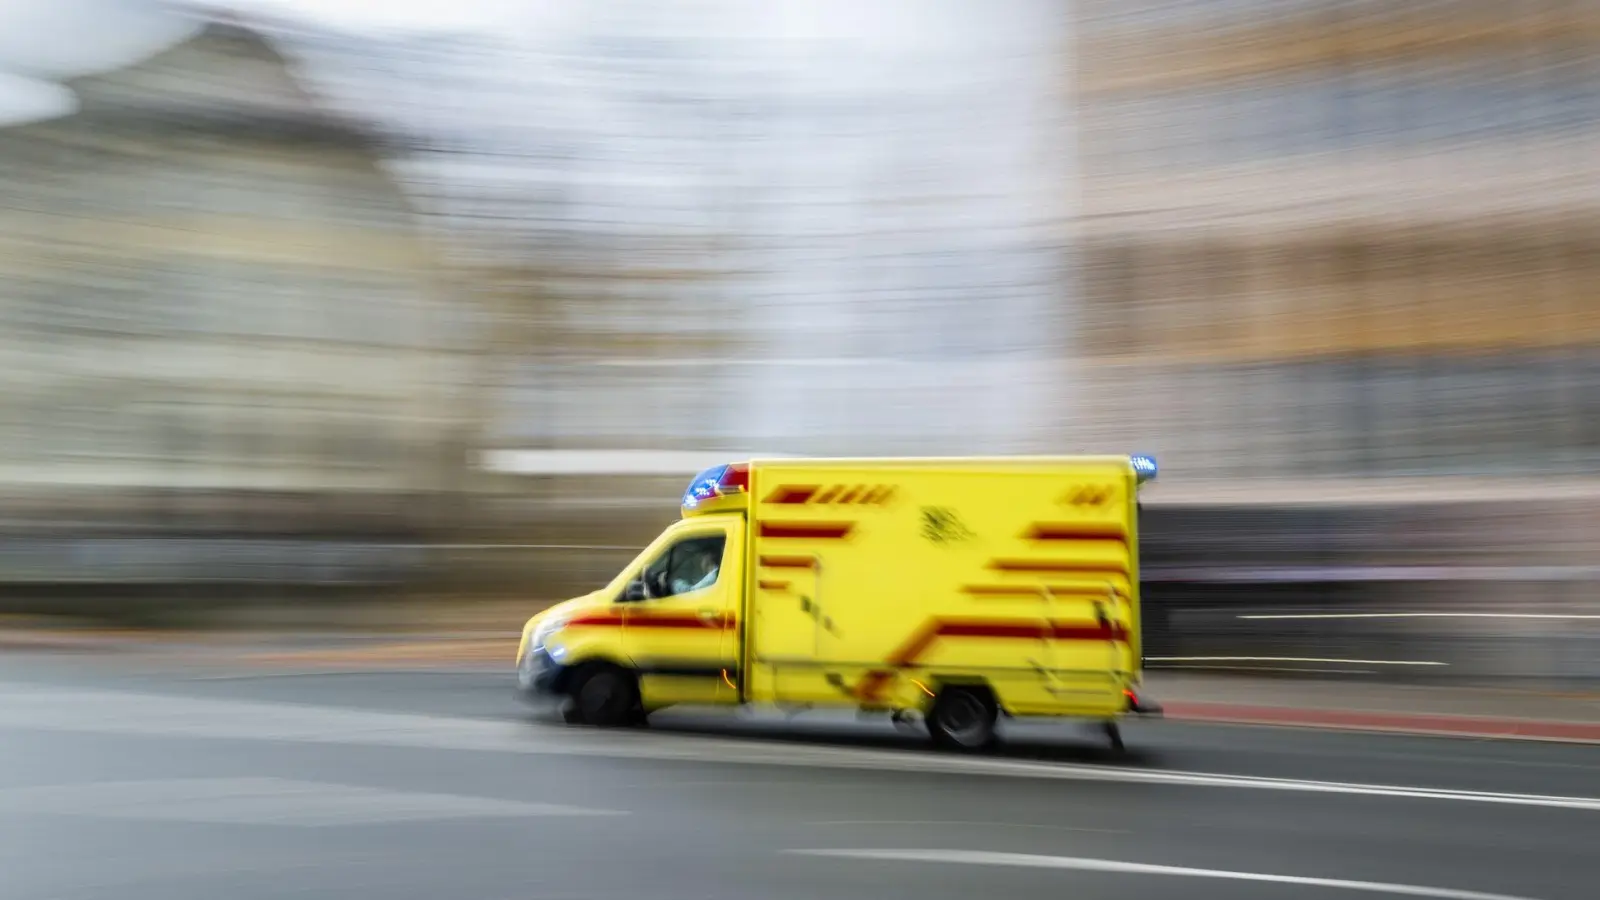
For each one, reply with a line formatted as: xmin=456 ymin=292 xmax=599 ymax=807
xmin=2 ymin=655 xmax=1598 ymax=900
xmin=9 ymin=626 xmax=1600 ymax=731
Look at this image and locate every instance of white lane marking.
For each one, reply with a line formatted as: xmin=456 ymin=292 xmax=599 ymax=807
xmin=787 ymin=849 xmax=1546 ymax=900
xmin=2 ymin=777 xmax=628 ymax=826
xmin=804 ymin=820 xmax=1125 ymax=834
xmin=1147 ymin=656 xmax=1448 ymax=667
xmin=1239 ymin=613 xmax=1600 ymax=621
xmin=1 ymin=685 xmax=1598 ymax=813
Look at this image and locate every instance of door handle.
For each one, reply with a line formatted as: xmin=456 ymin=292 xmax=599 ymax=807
xmin=697 ymin=609 xmax=720 ymax=622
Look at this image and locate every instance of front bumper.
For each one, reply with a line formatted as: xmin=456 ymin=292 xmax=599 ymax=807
xmin=516 ymin=646 xmax=567 ymax=699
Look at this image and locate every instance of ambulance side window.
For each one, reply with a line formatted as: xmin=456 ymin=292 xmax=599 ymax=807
xmin=642 ymin=535 xmax=726 ymax=599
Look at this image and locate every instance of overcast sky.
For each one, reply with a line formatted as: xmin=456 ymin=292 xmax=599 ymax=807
xmin=0 ymin=0 xmax=462 ymax=124
xmin=208 ymin=0 xmax=584 ymax=35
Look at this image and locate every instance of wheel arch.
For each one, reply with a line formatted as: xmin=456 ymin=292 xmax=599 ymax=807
xmin=551 ymin=655 xmax=635 ymax=696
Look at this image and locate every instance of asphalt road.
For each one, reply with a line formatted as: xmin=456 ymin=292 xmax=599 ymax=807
xmin=2 ymin=655 xmax=1598 ymax=900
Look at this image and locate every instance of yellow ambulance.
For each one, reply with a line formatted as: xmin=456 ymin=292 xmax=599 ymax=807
xmin=516 ymin=455 xmax=1161 ymax=751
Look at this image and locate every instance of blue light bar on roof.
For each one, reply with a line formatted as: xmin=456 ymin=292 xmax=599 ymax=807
xmin=1131 ymin=454 xmax=1158 ymax=483
xmin=682 ymin=464 xmax=729 ymax=510
xmin=682 ymin=462 xmax=749 ymax=509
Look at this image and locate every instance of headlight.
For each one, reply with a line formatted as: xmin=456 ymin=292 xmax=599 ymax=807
xmin=531 ymin=617 xmax=567 ymax=651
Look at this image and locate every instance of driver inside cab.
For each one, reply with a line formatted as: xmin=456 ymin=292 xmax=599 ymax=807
xmin=642 ymin=536 xmax=724 ymax=599
xmin=669 ymin=543 xmax=720 ymax=595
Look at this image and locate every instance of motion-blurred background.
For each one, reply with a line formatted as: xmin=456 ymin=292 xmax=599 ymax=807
xmin=0 ymin=0 xmax=1594 ymax=686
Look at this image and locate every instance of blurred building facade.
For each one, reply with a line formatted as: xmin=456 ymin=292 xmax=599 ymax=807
xmin=1074 ymin=0 xmax=1598 ymax=481
xmin=408 ymin=0 xmax=1597 ymax=483
xmin=1075 ymin=0 xmax=1600 ymax=480
xmin=0 ymin=20 xmax=466 ymax=584
xmin=1072 ymin=0 xmax=1600 ymax=682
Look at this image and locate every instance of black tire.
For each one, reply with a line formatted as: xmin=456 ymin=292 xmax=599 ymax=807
xmin=570 ymin=665 xmax=640 ymax=728
xmin=926 ymin=686 xmax=999 ymax=751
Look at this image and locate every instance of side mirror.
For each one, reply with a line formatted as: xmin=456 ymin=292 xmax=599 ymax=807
xmin=622 ymin=579 xmax=648 ymax=603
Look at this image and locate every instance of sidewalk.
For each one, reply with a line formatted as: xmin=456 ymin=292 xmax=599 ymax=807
xmin=4 ymin=625 xmax=1599 ymax=743
xmin=1147 ymin=672 xmax=1600 ymax=744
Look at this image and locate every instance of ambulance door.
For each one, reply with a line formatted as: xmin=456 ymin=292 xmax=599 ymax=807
xmin=620 ymin=518 xmax=743 ymax=708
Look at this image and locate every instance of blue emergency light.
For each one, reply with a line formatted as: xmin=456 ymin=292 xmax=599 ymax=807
xmin=681 ymin=463 xmax=749 ymax=509
xmin=1131 ymin=454 xmax=1158 ymax=483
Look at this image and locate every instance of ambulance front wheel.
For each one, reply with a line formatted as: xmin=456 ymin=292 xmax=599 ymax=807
xmin=569 ymin=664 xmax=642 ymax=728
xmin=926 ymin=686 xmax=999 ymax=751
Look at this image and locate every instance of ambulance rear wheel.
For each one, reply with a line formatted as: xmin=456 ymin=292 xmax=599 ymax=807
xmin=571 ymin=664 xmax=639 ymax=728
xmin=927 ymin=686 xmax=999 ymax=751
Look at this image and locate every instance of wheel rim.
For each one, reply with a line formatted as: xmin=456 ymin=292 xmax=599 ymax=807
xmin=937 ymin=694 xmax=991 ymax=745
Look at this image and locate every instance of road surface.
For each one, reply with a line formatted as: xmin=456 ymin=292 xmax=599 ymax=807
xmin=2 ymin=656 xmax=1597 ymax=900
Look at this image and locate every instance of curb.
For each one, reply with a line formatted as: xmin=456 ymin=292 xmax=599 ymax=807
xmin=1164 ymin=701 xmax=1600 ymax=744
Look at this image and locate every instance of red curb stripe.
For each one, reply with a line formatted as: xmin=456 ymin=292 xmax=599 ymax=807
xmin=1164 ymin=702 xmax=1600 ymax=743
